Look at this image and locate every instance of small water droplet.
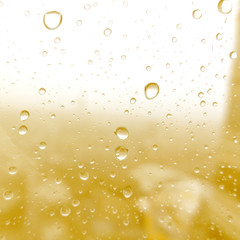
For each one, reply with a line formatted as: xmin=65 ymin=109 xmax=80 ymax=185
xmin=20 ymin=110 xmax=30 ymax=121
xmin=115 ymin=127 xmax=129 ymax=140
xmin=43 ymin=11 xmax=63 ymax=30
xmin=8 ymin=166 xmax=18 ymax=175
xmin=200 ymin=66 xmax=206 ymax=72
xmin=193 ymin=9 xmax=202 ymax=19
xmin=42 ymin=51 xmax=48 ymax=57
xmin=229 ymin=51 xmax=238 ymax=60
xmin=54 ymin=37 xmax=61 ymax=43
xmin=216 ymin=33 xmax=223 ymax=40
xmin=60 ymin=207 xmax=71 ymax=217
xmin=104 ymin=28 xmax=112 ymax=36
xmin=130 ymin=97 xmax=136 ymax=104
xmin=198 ymin=92 xmax=204 ymax=98
xmin=153 ymin=144 xmax=158 ymax=151
xmin=76 ymin=19 xmax=82 ymax=26
xmin=212 ymin=102 xmax=218 ymax=107
xmin=144 ymin=82 xmax=159 ymax=100
xmin=115 ymin=146 xmax=128 ymax=160
xmin=200 ymin=100 xmax=206 ymax=107
xmin=123 ymin=185 xmax=133 ymax=198
xmin=194 ymin=167 xmax=200 ymax=174
xmin=18 ymin=125 xmax=28 ymax=135
xmin=218 ymin=0 xmax=232 ymax=14
xmin=39 ymin=141 xmax=47 ymax=150
xmin=146 ymin=66 xmax=152 ymax=71
xmin=3 ymin=191 xmax=13 ymax=200
xmin=84 ymin=4 xmax=91 ymax=10
xmin=79 ymin=171 xmax=89 ymax=181
xmin=39 ymin=88 xmax=46 ymax=95
xmin=72 ymin=199 xmax=80 ymax=207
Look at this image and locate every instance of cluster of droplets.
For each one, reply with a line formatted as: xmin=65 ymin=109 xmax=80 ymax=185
xmin=115 ymin=127 xmax=129 ymax=161
xmin=18 ymin=110 xmax=30 ymax=135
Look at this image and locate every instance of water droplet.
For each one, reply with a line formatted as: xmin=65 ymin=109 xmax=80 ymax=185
xmin=200 ymin=66 xmax=206 ymax=72
xmin=194 ymin=167 xmax=200 ymax=174
xmin=193 ymin=9 xmax=202 ymax=19
xmin=130 ymin=97 xmax=136 ymax=104
xmin=144 ymin=82 xmax=159 ymax=100
xmin=172 ymin=37 xmax=177 ymax=43
xmin=60 ymin=207 xmax=71 ymax=217
xmin=212 ymin=102 xmax=218 ymax=107
xmin=146 ymin=66 xmax=152 ymax=71
xmin=229 ymin=51 xmax=238 ymax=60
xmin=115 ymin=146 xmax=128 ymax=160
xmin=18 ymin=125 xmax=28 ymax=135
xmin=176 ymin=23 xmax=182 ymax=30
xmin=54 ymin=37 xmax=61 ymax=43
xmin=115 ymin=127 xmax=129 ymax=140
xmin=218 ymin=0 xmax=232 ymax=14
xmin=20 ymin=110 xmax=30 ymax=121
xmin=76 ymin=19 xmax=82 ymax=26
xmin=43 ymin=11 xmax=63 ymax=30
xmin=104 ymin=28 xmax=112 ymax=36
xmin=42 ymin=51 xmax=48 ymax=57
xmin=39 ymin=88 xmax=46 ymax=95
xmin=198 ymin=92 xmax=204 ymax=98
xmin=216 ymin=33 xmax=223 ymax=40
xmin=153 ymin=144 xmax=158 ymax=151
xmin=3 ymin=190 xmax=13 ymax=200
xmin=79 ymin=171 xmax=89 ymax=181
xmin=39 ymin=141 xmax=47 ymax=150
xmin=84 ymin=4 xmax=91 ymax=10
xmin=200 ymin=100 xmax=206 ymax=107
xmin=166 ymin=113 xmax=172 ymax=119
xmin=72 ymin=199 xmax=80 ymax=207
xmin=122 ymin=185 xmax=133 ymax=198
xmin=8 ymin=166 xmax=18 ymax=175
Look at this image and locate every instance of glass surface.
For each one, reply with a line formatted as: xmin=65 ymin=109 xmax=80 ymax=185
xmin=0 ymin=0 xmax=239 ymax=239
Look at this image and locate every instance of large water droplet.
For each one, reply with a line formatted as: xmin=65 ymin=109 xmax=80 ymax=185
xmin=144 ymin=82 xmax=159 ymax=100
xmin=3 ymin=191 xmax=13 ymax=200
xmin=20 ymin=110 xmax=30 ymax=121
xmin=123 ymin=186 xmax=133 ymax=198
xmin=43 ymin=11 xmax=63 ymax=30
xmin=39 ymin=142 xmax=47 ymax=150
xmin=218 ymin=0 xmax=232 ymax=14
xmin=60 ymin=207 xmax=71 ymax=217
xmin=115 ymin=146 xmax=128 ymax=160
xmin=18 ymin=125 xmax=28 ymax=135
xmin=229 ymin=51 xmax=238 ymax=60
xmin=8 ymin=166 xmax=18 ymax=175
xmin=115 ymin=127 xmax=129 ymax=140
xmin=79 ymin=171 xmax=89 ymax=181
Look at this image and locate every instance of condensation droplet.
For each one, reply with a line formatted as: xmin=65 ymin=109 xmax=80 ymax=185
xmin=193 ymin=9 xmax=202 ymax=19
xmin=144 ymin=82 xmax=159 ymax=100
xmin=18 ymin=125 xmax=28 ymax=135
xmin=218 ymin=0 xmax=232 ymax=14
xmin=216 ymin=33 xmax=223 ymax=40
xmin=39 ymin=142 xmax=47 ymax=150
xmin=153 ymin=144 xmax=158 ymax=151
xmin=20 ymin=110 xmax=30 ymax=121
xmin=115 ymin=146 xmax=128 ymax=160
xmin=43 ymin=11 xmax=63 ymax=30
xmin=79 ymin=171 xmax=89 ymax=181
xmin=76 ymin=20 xmax=83 ymax=27
xmin=130 ymin=98 xmax=136 ymax=104
xmin=123 ymin=186 xmax=133 ymax=198
xmin=200 ymin=100 xmax=206 ymax=107
xmin=212 ymin=102 xmax=218 ymax=107
xmin=194 ymin=167 xmax=200 ymax=174
xmin=8 ymin=166 xmax=18 ymax=175
xmin=229 ymin=51 xmax=238 ymax=60
xmin=3 ymin=191 xmax=13 ymax=200
xmin=198 ymin=92 xmax=204 ymax=98
xmin=54 ymin=37 xmax=61 ymax=43
xmin=200 ymin=66 xmax=206 ymax=72
xmin=115 ymin=127 xmax=129 ymax=140
xmin=39 ymin=88 xmax=46 ymax=95
xmin=104 ymin=28 xmax=112 ymax=36
xmin=72 ymin=199 xmax=80 ymax=207
xmin=42 ymin=51 xmax=48 ymax=57
xmin=146 ymin=66 xmax=152 ymax=71
xmin=60 ymin=207 xmax=71 ymax=217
